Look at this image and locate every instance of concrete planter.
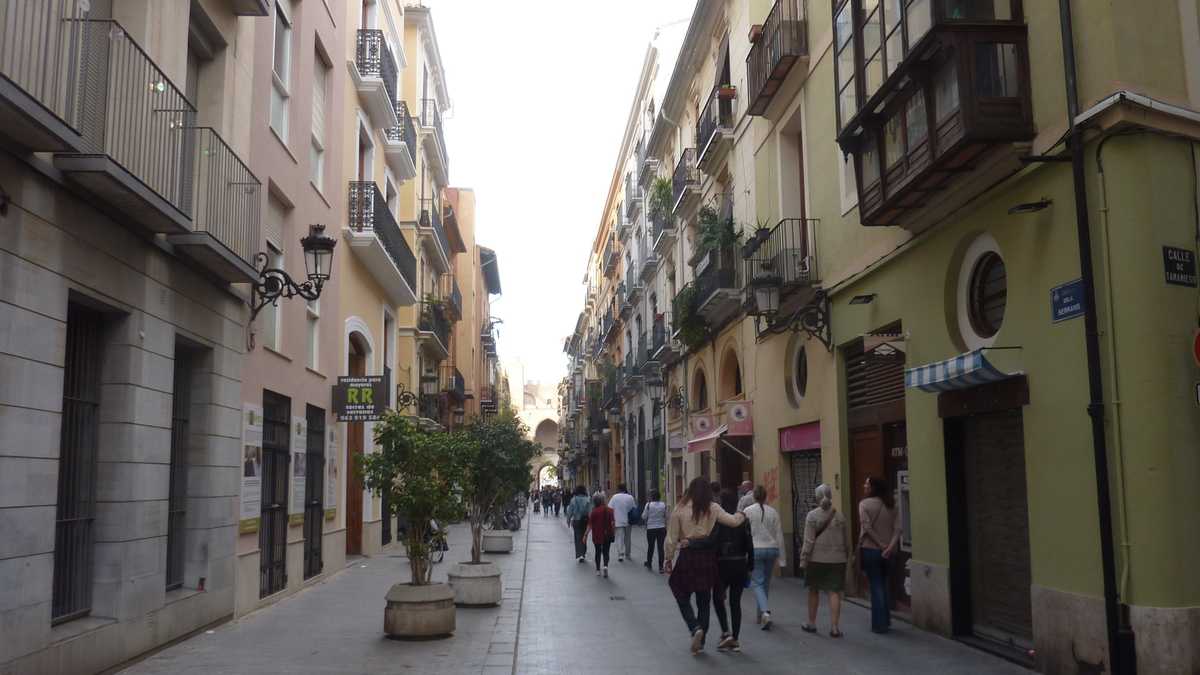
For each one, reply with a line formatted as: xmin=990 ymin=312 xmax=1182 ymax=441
xmin=447 ymin=561 xmax=502 ymax=606
xmin=383 ymin=582 xmax=455 ymax=638
xmin=481 ymin=530 xmax=513 ymax=553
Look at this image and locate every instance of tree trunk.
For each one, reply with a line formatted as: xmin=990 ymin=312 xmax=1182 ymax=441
xmin=471 ymin=522 xmax=483 ymax=563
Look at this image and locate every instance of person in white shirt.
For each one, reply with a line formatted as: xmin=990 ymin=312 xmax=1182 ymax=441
xmin=736 ymin=480 xmax=755 ymax=513
xmin=742 ymin=485 xmax=786 ymax=630
xmin=607 ymin=484 xmax=637 ymax=563
xmin=641 ymin=490 xmax=669 ymax=572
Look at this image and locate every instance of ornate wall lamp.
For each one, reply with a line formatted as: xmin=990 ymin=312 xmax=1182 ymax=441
xmin=250 ymin=224 xmax=337 ymax=323
xmin=748 ymin=283 xmax=832 ymax=351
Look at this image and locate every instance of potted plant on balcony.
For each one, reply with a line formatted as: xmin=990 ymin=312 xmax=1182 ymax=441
xmin=445 ymin=413 xmax=538 ymax=606
xmin=717 ymin=83 xmax=737 ymax=100
xmin=648 ymin=177 xmax=674 ymax=223
xmin=690 ymin=205 xmax=741 ymax=268
xmin=361 ymin=412 xmax=467 ymax=638
xmin=672 ymin=285 xmax=708 ymax=351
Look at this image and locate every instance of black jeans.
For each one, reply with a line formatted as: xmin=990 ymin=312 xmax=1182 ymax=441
xmin=645 ymin=528 xmax=666 ymax=569
xmin=572 ymin=519 xmax=588 ymax=559
xmin=676 ymin=590 xmax=712 ymax=638
xmin=594 ymin=539 xmax=611 ymax=570
xmin=713 ymin=565 xmax=747 ymax=639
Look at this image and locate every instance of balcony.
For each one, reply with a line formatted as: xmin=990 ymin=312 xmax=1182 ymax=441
xmin=481 ymin=326 xmax=497 ymax=357
xmin=445 ymin=276 xmax=463 ymax=320
xmin=344 ymin=182 xmax=417 ymax=305
xmin=671 ymin=148 xmax=701 ymax=215
xmin=601 ymin=308 xmax=618 ymax=342
xmin=618 ymin=282 xmax=632 ymax=318
xmin=627 ymin=263 xmax=644 ymax=304
xmin=418 ymin=198 xmax=452 ymax=274
xmin=696 ymin=85 xmax=735 ymax=173
xmin=441 ymin=364 xmax=466 ymax=402
xmin=639 ymin=232 xmax=657 ymax=282
xmin=228 ymin=0 xmax=271 ymax=15
xmin=651 ymin=208 xmax=676 ymax=256
xmin=625 ymin=174 xmax=641 ymax=220
xmin=603 ymin=234 xmax=618 ymax=276
xmin=419 ymin=98 xmax=449 ymax=186
xmin=383 ymin=101 xmax=417 ymax=180
xmin=834 ymin=0 xmax=1033 ymax=229
xmin=637 ymin=136 xmax=659 ymax=189
xmin=637 ymin=333 xmax=660 ymax=380
xmin=616 ymin=202 xmax=631 ymax=242
xmin=694 ymin=246 xmax=743 ymax=324
xmin=417 ymin=392 xmax=443 ymax=426
xmin=480 ymin=385 xmax=498 ymax=414
xmin=621 ymin=353 xmax=643 ymax=395
xmin=351 ymin=29 xmax=399 ymax=129
xmin=651 ymin=314 xmax=678 ymax=363
xmin=418 ymin=302 xmax=450 ymax=360
xmin=742 ymin=218 xmax=819 ymax=313
xmin=47 ymin=19 xmax=259 ymax=282
xmin=746 ymin=0 xmax=808 ymax=117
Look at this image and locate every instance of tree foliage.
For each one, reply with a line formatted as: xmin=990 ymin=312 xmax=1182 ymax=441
xmin=458 ymin=412 xmax=540 ymax=563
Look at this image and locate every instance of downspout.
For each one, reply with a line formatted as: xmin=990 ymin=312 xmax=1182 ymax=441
xmin=1057 ymin=1 xmax=1135 ymax=672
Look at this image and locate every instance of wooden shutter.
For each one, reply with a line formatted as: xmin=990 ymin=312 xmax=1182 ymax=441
xmin=312 ymin=57 xmax=327 ymax=145
xmin=265 ymin=195 xmax=286 ymax=246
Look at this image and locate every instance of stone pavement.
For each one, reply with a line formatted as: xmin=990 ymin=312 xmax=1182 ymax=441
xmin=114 ymin=511 xmax=1030 ymax=675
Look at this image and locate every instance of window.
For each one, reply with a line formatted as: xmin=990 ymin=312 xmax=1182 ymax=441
xmin=310 ymin=50 xmax=330 ymax=189
xmin=905 ymin=91 xmax=929 ymax=148
xmin=306 ymin=298 xmax=319 ymax=369
xmin=861 ymin=133 xmax=880 ymax=187
xmin=792 ymin=344 xmax=809 ymax=402
xmin=693 ymin=371 xmax=708 ymax=412
xmin=166 ymin=347 xmax=193 ymax=591
xmin=834 ymin=2 xmax=856 ymax=129
xmin=263 ymin=243 xmax=283 ymax=350
xmin=934 ymin=61 xmax=960 ymax=121
xmin=839 ymin=149 xmax=858 ymax=214
xmin=968 ymin=251 xmax=1007 ymax=338
xmin=270 ymin=1 xmax=293 ymax=140
xmin=976 ymin=43 xmax=1021 ymax=97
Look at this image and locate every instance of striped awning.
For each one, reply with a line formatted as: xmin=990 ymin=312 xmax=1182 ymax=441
xmin=905 ymin=349 xmax=1019 ymax=393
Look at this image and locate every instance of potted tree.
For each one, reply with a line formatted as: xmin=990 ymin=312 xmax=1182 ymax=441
xmin=447 ymin=413 xmax=538 ymax=606
xmin=361 ymin=412 xmax=466 ymax=638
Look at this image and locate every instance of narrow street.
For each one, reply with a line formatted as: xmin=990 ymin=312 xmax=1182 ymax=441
xmin=117 ymin=515 xmax=1026 ymax=675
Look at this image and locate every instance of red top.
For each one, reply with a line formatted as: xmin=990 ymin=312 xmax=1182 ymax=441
xmin=587 ymin=505 xmax=616 ymax=545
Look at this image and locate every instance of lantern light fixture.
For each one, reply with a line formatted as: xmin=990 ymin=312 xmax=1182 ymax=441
xmin=250 ymin=224 xmax=337 ymax=325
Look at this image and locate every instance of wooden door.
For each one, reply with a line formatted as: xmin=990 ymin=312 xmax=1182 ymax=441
xmin=849 ymin=426 xmax=884 ymax=597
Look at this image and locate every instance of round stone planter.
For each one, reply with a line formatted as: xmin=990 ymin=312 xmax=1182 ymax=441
xmin=481 ymin=530 xmax=514 ymax=553
xmin=447 ymin=561 xmax=502 ymax=606
xmin=383 ymin=582 xmax=455 ymax=639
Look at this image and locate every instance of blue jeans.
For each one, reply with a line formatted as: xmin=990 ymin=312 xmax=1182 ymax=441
xmin=750 ymin=548 xmax=779 ymax=613
xmin=860 ymin=547 xmax=891 ymax=632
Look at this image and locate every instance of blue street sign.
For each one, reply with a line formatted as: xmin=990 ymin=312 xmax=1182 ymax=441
xmin=1051 ymin=278 xmax=1086 ymax=323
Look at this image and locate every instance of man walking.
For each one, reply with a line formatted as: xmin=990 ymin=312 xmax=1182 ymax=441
xmin=736 ymin=480 xmax=756 ymax=513
xmin=608 ymin=484 xmax=637 ymax=563
xmin=566 ymin=486 xmax=592 ymax=563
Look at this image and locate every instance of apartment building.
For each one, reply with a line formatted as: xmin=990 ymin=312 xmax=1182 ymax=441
xmin=0 ymin=1 xmax=268 ymax=672
xmin=563 ymin=0 xmax=1200 ymax=671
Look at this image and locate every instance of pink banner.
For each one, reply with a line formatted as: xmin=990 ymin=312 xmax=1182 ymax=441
xmin=780 ymin=421 xmax=820 ymax=452
xmin=725 ymin=400 xmax=753 ymax=436
xmin=689 ymin=414 xmax=715 ymax=439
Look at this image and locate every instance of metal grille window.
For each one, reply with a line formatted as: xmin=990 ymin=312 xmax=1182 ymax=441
xmin=166 ymin=350 xmax=192 ymax=591
xmin=303 ymin=405 xmax=326 ymax=580
xmin=845 ymin=338 xmax=905 ymax=410
xmin=260 ymin=391 xmax=290 ymax=598
xmin=52 ymin=304 xmax=104 ymax=623
xmin=968 ymin=251 xmax=1006 ymax=339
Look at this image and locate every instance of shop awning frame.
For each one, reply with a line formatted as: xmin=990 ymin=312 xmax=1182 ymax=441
xmin=905 ymin=348 xmax=1022 ymax=393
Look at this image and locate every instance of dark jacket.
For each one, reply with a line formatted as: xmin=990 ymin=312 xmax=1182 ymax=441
xmin=715 ymin=520 xmax=754 ymax=569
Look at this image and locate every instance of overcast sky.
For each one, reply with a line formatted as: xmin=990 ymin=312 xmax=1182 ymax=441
xmin=428 ymin=0 xmax=694 ymax=385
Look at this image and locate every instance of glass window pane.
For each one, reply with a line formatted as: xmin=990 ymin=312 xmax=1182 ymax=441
xmin=976 ymin=43 xmax=1021 ymax=97
xmin=835 ymin=3 xmax=854 ymax=51
xmin=885 ymin=113 xmax=905 ymax=167
xmin=863 ymin=10 xmax=883 ymax=56
xmin=945 ymin=0 xmax=1011 ymax=20
xmin=838 ymin=44 xmax=856 ymax=91
xmin=885 ymin=0 xmax=902 ymax=33
xmin=861 ymin=135 xmax=881 ymax=186
xmin=934 ymin=62 xmax=960 ymax=120
xmin=865 ymin=50 xmax=885 ymax=97
xmin=906 ymin=0 xmax=932 ymax=48
xmin=886 ymin=31 xmax=904 ymax=77
xmin=839 ymin=78 xmax=857 ymax=127
xmin=906 ymin=91 xmax=929 ymax=146
xmin=273 ymin=5 xmax=290 ymax=84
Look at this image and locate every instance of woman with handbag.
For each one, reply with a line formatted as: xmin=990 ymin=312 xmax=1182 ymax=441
xmin=858 ymin=476 xmax=901 ymax=633
xmin=582 ymin=493 xmax=615 ymax=577
xmin=665 ymin=478 xmax=746 ymax=655
xmin=800 ymin=484 xmax=849 ymax=637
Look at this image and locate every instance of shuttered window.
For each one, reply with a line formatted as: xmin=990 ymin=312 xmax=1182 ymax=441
xmin=310 ymin=51 xmax=329 ymax=188
xmin=845 ymin=336 xmax=905 ymax=411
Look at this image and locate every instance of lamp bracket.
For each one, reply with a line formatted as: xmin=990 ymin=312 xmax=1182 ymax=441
xmin=755 ymin=288 xmax=832 ymax=351
xmin=249 ymin=251 xmax=325 ymax=322
xmin=395 ymin=383 xmax=419 ymax=411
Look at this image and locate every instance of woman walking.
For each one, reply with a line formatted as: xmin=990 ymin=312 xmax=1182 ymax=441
xmin=582 ymin=493 xmax=615 ymax=577
xmin=665 ymin=478 xmax=746 ymax=655
xmin=566 ymin=486 xmax=591 ymax=563
xmin=800 ymin=484 xmax=848 ymax=637
xmin=858 ymin=476 xmax=901 ymax=633
xmin=711 ymin=488 xmax=754 ymax=652
xmin=642 ymin=490 xmax=669 ymax=573
xmin=743 ymin=485 xmax=786 ymax=630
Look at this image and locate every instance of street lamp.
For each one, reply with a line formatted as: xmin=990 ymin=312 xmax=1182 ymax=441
xmin=748 ymin=274 xmax=781 ymax=317
xmin=452 ymin=407 xmax=465 ymax=426
xmin=250 ymin=224 xmax=337 ymax=323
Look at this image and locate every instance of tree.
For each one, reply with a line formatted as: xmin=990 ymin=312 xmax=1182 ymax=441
xmin=460 ymin=413 xmax=540 ymax=563
xmin=360 ymin=412 xmax=467 ymax=585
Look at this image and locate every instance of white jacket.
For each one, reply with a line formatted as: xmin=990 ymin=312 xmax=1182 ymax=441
xmin=608 ymin=492 xmax=636 ymax=527
xmin=743 ymin=502 xmax=786 ymax=564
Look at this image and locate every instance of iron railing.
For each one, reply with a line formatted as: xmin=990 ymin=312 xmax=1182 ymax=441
xmin=671 ymin=148 xmax=698 ymax=210
xmin=384 ymin=100 xmax=417 ymax=164
xmin=449 ymin=277 xmax=462 ymax=318
xmin=625 ymin=173 xmax=640 ymax=219
xmin=419 ymin=301 xmax=451 ymax=351
xmin=603 ymin=233 xmax=617 ymax=274
xmin=421 ymin=97 xmax=448 ymax=172
xmin=652 ymin=315 xmax=669 ymax=354
xmin=746 ymin=0 xmax=807 ymax=116
xmin=0 ymin=0 xmax=92 ymax=136
xmin=191 ymin=127 xmax=260 ymax=265
xmin=637 ymin=134 xmax=658 ymax=188
xmin=440 ymin=363 xmax=465 ymax=399
xmin=639 ymin=231 xmax=657 ymax=277
xmin=636 ymin=333 xmax=650 ymax=368
xmin=418 ymin=393 xmax=442 ymax=421
xmin=420 ymin=197 xmax=452 ymax=263
xmin=651 ymin=207 xmax=673 ymax=242
xmin=697 ymin=85 xmax=735 ymax=163
xmin=743 ymin=218 xmax=819 ymax=290
xmin=356 ymin=29 xmax=399 ymax=117
xmin=695 ymin=246 xmax=741 ymax=306
xmin=348 ymin=181 xmax=417 ymax=288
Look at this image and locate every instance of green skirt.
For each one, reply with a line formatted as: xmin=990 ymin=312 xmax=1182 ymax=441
xmin=805 ymin=561 xmax=846 ymax=592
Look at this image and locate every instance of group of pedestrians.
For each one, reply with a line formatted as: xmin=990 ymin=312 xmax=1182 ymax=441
xmin=560 ymin=473 xmax=903 ymax=655
xmin=530 ymin=486 xmax=564 ymax=517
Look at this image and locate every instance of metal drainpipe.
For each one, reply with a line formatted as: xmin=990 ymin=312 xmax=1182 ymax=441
xmin=1057 ymin=0 xmax=1135 ymax=672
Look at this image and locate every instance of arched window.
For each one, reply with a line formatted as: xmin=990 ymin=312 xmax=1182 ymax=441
xmin=693 ymin=370 xmax=709 ymax=412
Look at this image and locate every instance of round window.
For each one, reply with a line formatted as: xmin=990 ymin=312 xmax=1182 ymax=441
xmin=794 ymin=347 xmax=808 ymax=399
xmin=967 ymin=251 xmax=1007 ymax=339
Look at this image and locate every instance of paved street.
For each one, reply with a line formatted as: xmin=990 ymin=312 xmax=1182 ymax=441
xmin=116 ymin=513 xmax=1027 ymax=674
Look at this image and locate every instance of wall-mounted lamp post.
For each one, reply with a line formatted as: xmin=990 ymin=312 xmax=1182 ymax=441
xmin=250 ymin=224 xmax=337 ymax=323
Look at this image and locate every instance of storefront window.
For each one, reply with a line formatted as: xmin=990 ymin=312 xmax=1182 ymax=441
xmin=976 ymin=43 xmax=1021 ymax=97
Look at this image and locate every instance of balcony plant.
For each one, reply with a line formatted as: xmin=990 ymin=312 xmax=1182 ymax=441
xmin=718 ymin=84 xmax=737 ymax=100
xmin=361 ymin=412 xmax=467 ymax=637
xmin=671 ymin=285 xmax=708 ymax=350
xmin=648 ymin=177 xmax=674 ymax=222
xmin=690 ymin=204 xmax=741 ymax=267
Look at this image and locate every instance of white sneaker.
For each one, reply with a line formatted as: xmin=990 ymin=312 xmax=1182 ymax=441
xmin=690 ymin=628 xmax=705 ymax=654
xmin=577 ymin=556 xmax=585 ymax=563
xmin=617 ymin=555 xmax=624 ymax=562
xmin=761 ymin=612 xmax=773 ymax=631
xmin=602 ymin=566 xmax=609 ymax=578
xmin=595 ymin=568 xmax=601 ymax=576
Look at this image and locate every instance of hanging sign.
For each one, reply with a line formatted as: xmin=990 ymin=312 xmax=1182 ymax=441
xmin=1050 ymin=278 xmax=1086 ymax=323
xmin=333 ymin=376 xmax=387 ymax=421
xmin=239 ymin=404 xmax=263 ymax=534
xmin=1163 ymin=246 xmax=1197 ymax=287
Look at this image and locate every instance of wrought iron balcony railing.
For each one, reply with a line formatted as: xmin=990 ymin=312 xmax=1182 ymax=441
xmin=384 ymin=101 xmax=418 ymax=164
xmin=625 ymin=173 xmax=640 ymax=219
xmin=191 ymin=127 xmax=260 ymax=265
xmin=742 ymin=218 xmax=819 ymax=292
xmin=448 ymin=277 xmax=462 ymax=319
xmin=746 ymin=0 xmax=808 ymax=116
xmin=419 ymin=301 xmax=451 ymax=352
xmin=356 ymin=29 xmax=399 ymax=116
xmin=671 ymin=148 xmax=699 ymax=213
xmin=349 ymin=181 xmax=417 ymax=286
xmin=421 ymin=97 xmax=448 ymax=174
xmin=419 ymin=197 xmax=452 ymax=263
xmin=697 ymin=85 xmax=735 ymax=168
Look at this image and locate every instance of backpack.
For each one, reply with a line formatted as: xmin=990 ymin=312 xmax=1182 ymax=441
xmin=628 ymin=504 xmax=642 ymax=526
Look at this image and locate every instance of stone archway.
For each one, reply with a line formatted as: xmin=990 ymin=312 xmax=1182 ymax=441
xmin=529 ymin=418 xmax=560 ymax=487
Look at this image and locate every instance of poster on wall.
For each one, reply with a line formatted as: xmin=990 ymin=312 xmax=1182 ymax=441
xmin=239 ymin=404 xmax=263 ymax=533
xmin=289 ymin=416 xmax=307 ymax=524
xmin=325 ymin=425 xmax=338 ymax=520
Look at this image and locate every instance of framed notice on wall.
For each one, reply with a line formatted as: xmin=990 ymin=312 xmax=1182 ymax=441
xmin=289 ymin=416 xmax=307 ymax=525
xmin=325 ymin=425 xmax=338 ymax=520
xmin=239 ymin=404 xmax=263 ymax=533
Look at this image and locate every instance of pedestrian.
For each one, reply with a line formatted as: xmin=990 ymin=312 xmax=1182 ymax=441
xmin=532 ymin=489 xmax=540 ymax=514
xmin=642 ymin=489 xmax=669 ymax=573
xmin=566 ymin=486 xmax=591 ymax=563
xmin=582 ymin=493 xmax=615 ymax=578
xmin=858 ymin=475 xmax=901 ymax=634
xmin=608 ymin=483 xmax=637 ymax=563
xmin=542 ymin=489 xmax=552 ymax=517
xmin=736 ymin=480 xmax=755 ymax=513
xmin=553 ymin=490 xmax=562 ymax=517
xmin=665 ymin=477 xmax=746 ymax=655
xmin=743 ymin=485 xmax=786 ymax=630
xmin=711 ymin=488 xmax=754 ymax=653
xmin=800 ymin=484 xmax=848 ymax=638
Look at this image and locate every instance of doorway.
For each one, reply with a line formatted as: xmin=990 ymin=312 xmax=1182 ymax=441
xmin=346 ymin=334 xmax=368 ymax=556
xmin=260 ymin=390 xmax=290 ymax=597
xmin=303 ymin=405 xmax=326 ymax=579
